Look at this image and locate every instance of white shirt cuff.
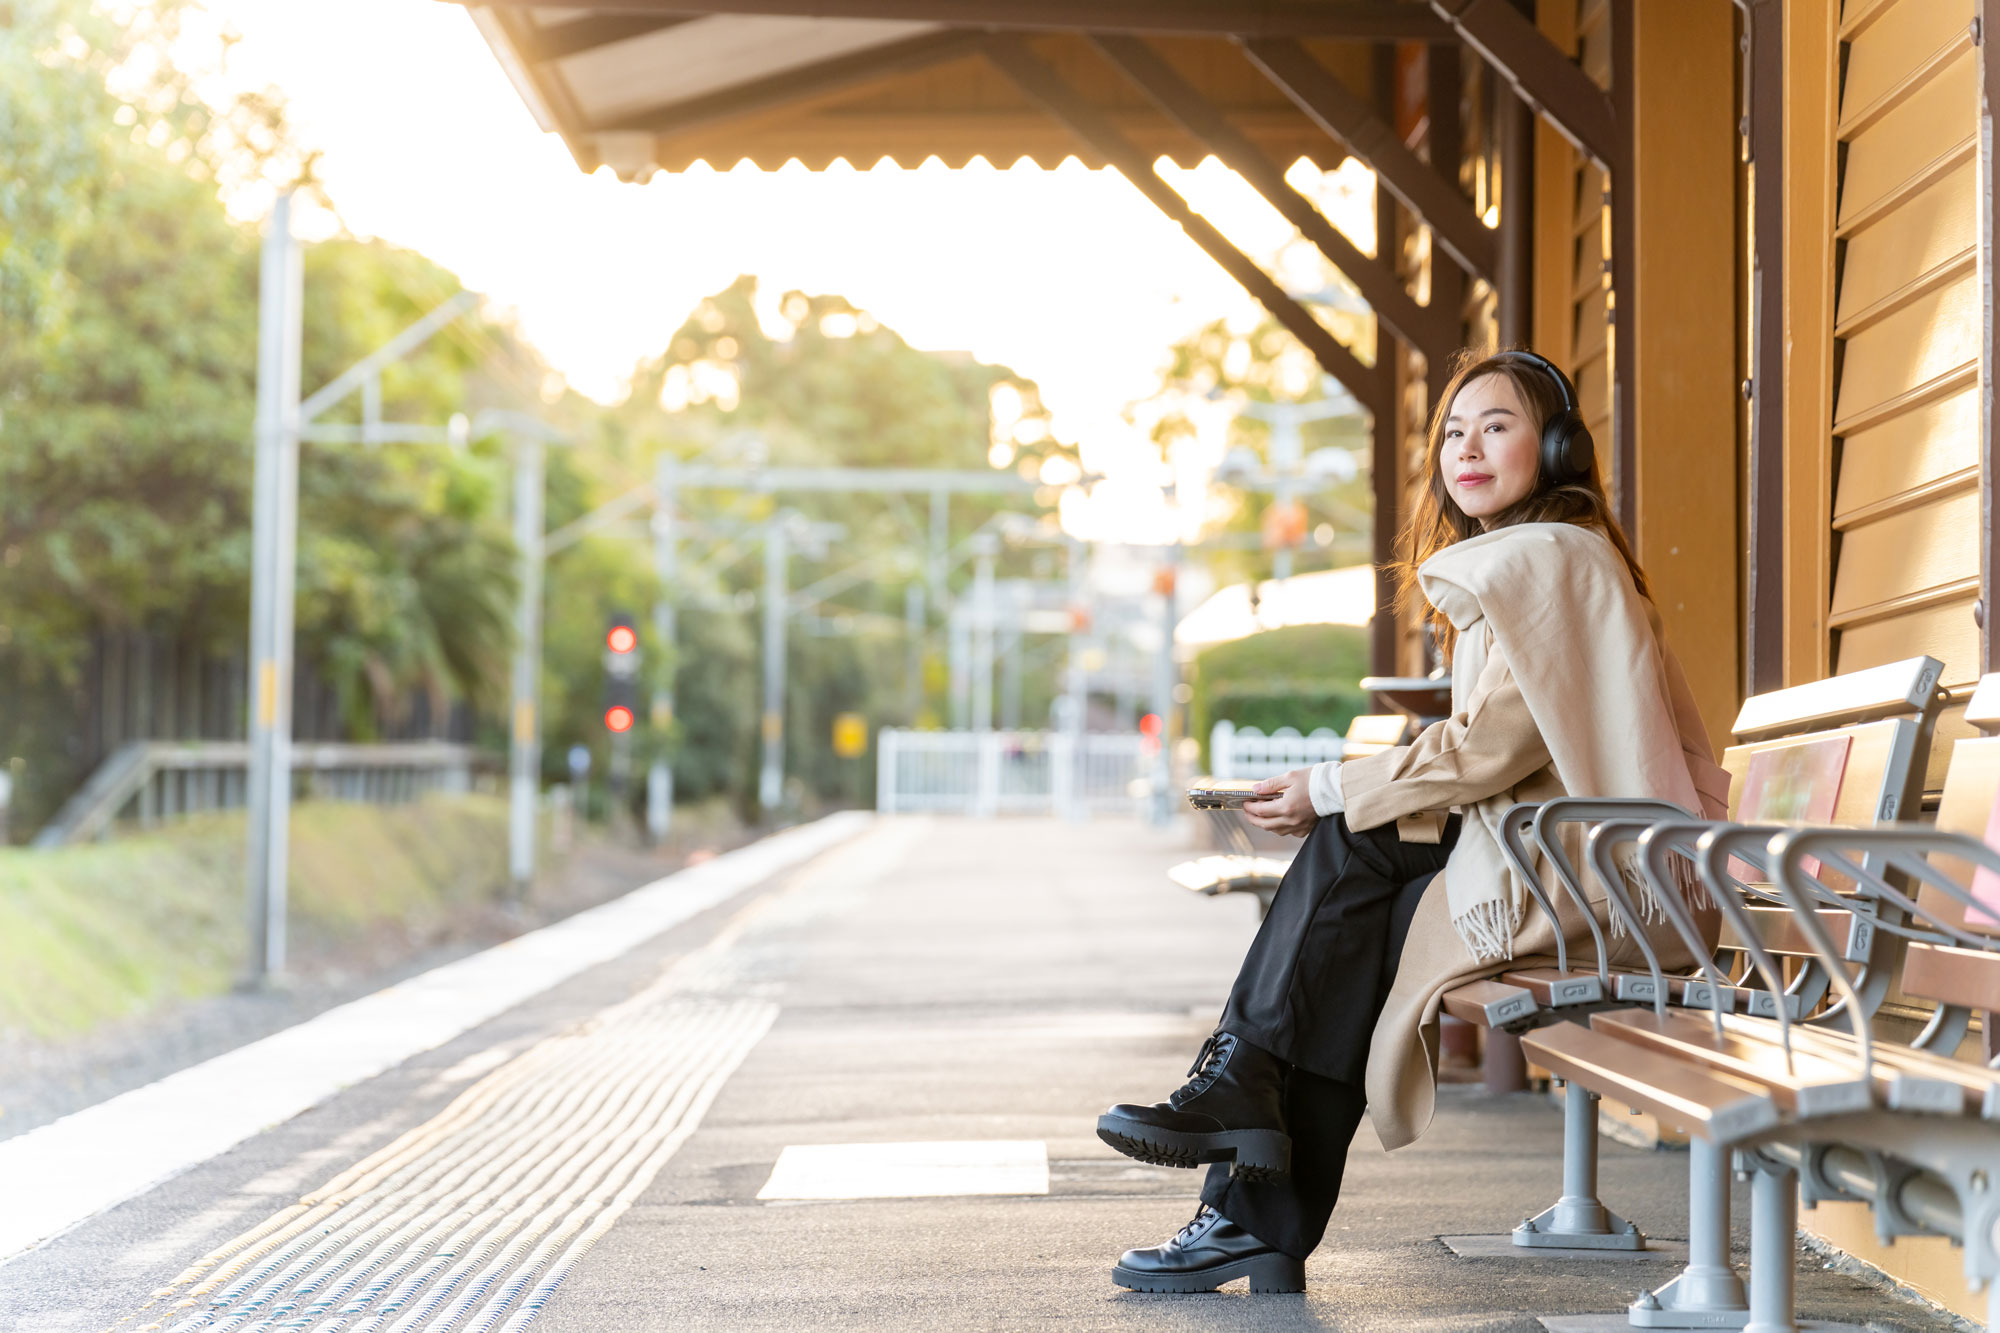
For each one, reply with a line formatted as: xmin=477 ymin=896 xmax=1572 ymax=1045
xmin=1307 ymin=761 xmax=1345 ymax=817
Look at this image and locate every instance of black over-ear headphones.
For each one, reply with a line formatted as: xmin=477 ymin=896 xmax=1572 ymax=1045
xmin=1494 ymin=350 xmax=1595 ymax=485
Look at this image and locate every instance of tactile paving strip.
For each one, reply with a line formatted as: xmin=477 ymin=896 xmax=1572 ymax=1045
xmin=116 ymin=986 xmax=778 ymax=1332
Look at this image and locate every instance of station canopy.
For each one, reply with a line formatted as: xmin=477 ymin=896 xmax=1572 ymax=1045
xmin=461 ymin=2 xmax=1450 ymax=180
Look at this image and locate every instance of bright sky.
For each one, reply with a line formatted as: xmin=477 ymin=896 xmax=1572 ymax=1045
xmin=186 ymin=0 xmax=1377 ymax=545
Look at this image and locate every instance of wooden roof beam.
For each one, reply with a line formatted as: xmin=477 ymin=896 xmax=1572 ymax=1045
xmin=1091 ymin=33 xmax=1455 ymax=362
xmin=597 ymin=30 xmax=986 ymax=135
xmin=512 ymin=15 xmax=693 ymax=63
xmin=460 ymin=1 xmax=1456 ymax=41
xmin=983 ymin=33 xmax=1387 ymax=421
xmin=1238 ymin=37 xmax=1496 ymax=283
xmin=1426 ymin=0 xmax=1618 ymax=169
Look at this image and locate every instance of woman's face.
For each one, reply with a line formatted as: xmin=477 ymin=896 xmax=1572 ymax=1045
xmin=1441 ymin=373 xmax=1541 ymax=523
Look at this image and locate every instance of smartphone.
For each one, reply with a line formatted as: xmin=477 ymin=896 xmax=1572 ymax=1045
xmin=1185 ymin=778 xmax=1266 ymax=810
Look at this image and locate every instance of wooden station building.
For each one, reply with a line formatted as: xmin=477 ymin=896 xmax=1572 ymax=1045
xmin=461 ymin=0 xmax=1997 ymax=1309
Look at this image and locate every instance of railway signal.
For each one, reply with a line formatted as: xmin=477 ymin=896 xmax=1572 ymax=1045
xmin=604 ymin=612 xmax=640 ymax=734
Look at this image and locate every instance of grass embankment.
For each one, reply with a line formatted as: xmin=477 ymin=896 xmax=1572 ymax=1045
xmin=0 ymin=795 xmax=511 ymax=1039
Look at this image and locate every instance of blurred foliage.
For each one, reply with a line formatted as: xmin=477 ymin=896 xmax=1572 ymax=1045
xmin=0 ymin=4 xmax=1064 ymax=831
xmin=0 ymin=1 xmax=540 ymax=826
xmin=543 ymin=275 xmax=1068 ymax=817
xmin=1136 ymin=302 xmax=1376 ymax=588
xmin=1187 ymin=624 xmax=1371 ymax=765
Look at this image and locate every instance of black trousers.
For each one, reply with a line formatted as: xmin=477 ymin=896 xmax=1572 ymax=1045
xmin=1200 ymin=812 xmax=1460 ymax=1259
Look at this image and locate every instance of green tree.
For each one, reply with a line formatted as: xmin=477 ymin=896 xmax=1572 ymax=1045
xmin=0 ymin=3 xmax=541 ymax=828
xmin=540 ymin=275 xmax=1071 ymax=817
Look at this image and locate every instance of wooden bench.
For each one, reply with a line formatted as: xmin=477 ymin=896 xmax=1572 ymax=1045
xmin=1523 ymin=834 xmax=2000 ymax=1330
xmin=1521 ymin=671 xmax=2000 ymax=1329
xmin=1439 ymin=655 xmax=1944 ymax=1266
xmin=1168 ymin=713 xmax=1412 ymax=916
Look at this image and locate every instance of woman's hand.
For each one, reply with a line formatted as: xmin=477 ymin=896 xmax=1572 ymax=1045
xmin=1242 ymin=767 xmax=1319 ymax=838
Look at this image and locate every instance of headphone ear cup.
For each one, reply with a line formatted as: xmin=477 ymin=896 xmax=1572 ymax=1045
xmin=1542 ymin=413 xmax=1594 ymax=483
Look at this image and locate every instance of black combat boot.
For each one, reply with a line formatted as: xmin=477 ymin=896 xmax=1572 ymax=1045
xmin=1111 ymin=1205 xmax=1305 ymax=1293
xmin=1096 ymin=1031 xmax=1291 ymax=1180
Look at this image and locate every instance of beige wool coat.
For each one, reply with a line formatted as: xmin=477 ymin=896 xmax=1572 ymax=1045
xmin=1338 ymin=523 xmax=1730 ymax=1151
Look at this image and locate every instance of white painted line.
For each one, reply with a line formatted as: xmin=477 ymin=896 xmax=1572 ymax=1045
xmin=0 ymin=810 xmax=872 ymax=1264
xmin=757 ymin=1141 xmax=1050 ymax=1200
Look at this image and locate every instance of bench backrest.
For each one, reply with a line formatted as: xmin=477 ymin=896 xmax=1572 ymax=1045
xmin=1342 ymin=713 xmax=1408 ymax=759
xmin=1915 ymin=678 xmax=2000 ymax=933
xmin=1710 ymin=655 xmax=1942 ymax=957
xmin=1887 ymin=674 xmax=2000 ymax=1014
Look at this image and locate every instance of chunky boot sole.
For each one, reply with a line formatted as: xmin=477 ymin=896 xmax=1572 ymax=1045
xmin=1094 ymin=1114 xmax=1291 ymax=1181
xmin=1111 ymin=1251 xmax=1306 ymax=1294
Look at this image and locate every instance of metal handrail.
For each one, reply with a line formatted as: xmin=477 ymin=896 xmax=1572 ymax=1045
xmin=33 ymin=739 xmax=479 ymax=848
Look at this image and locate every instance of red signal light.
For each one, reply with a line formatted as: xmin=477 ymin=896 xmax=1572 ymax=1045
xmin=1139 ymin=712 xmax=1163 ymax=737
xmin=606 ymin=624 xmax=638 ymax=654
xmin=604 ymin=704 xmax=635 ymax=733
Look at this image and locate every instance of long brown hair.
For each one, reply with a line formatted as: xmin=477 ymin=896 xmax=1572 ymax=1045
xmin=1392 ymin=347 xmax=1650 ymax=663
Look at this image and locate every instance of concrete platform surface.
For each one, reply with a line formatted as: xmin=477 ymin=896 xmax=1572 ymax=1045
xmin=0 ymin=816 xmax=1963 ymax=1332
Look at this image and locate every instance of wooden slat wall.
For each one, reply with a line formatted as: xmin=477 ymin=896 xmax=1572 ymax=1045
xmin=1827 ymin=0 xmax=1982 ymax=696
xmin=1571 ymin=0 xmax=1614 ymax=459
xmin=1533 ymin=0 xmax=1615 ymax=481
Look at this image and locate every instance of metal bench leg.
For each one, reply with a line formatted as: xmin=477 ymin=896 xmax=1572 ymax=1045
xmin=1630 ymin=1138 xmax=1748 ymax=1327
xmin=1513 ymin=1083 xmax=1644 ymax=1249
xmin=1743 ymin=1157 xmax=1799 ymax=1333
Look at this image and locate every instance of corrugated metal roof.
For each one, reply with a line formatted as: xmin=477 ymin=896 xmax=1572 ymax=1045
xmin=466 ymin=5 xmax=1392 ymax=178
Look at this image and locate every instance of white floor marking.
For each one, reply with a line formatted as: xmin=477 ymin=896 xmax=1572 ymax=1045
xmin=756 ymin=1141 xmax=1051 ymax=1200
xmin=0 ymin=811 xmax=872 ymax=1265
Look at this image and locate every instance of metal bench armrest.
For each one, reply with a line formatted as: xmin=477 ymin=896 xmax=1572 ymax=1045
xmin=1498 ymin=802 xmax=1570 ymax=974
xmin=1775 ymin=827 xmax=2000 ymax=952
xmin=1582 ymin=820 xmax=1671 ymax=1016
xmin=1531 ymin=799 xmax=1693 ymax=986
xmin=1639 ymin=821 xmax=1794 ymax=1050
xmin=1764 ymin=829 xmax=1891 ymax=1080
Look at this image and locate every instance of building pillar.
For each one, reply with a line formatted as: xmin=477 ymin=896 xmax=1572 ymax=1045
xmin=1625 ymin=0 xmax=1742 ymax=746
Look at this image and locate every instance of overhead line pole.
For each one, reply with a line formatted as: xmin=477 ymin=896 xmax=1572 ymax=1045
xmin=509 ymin=432 xmax=545 ymax=894
xmin=648 ymin=454 xmax=678 ymax=841
xmin=759 ymin=513 xmax=790 ymax=813
xmin=970 ymin=534 xmax=998 ymax=734
xmin=243 ymin=203 xmax=533 ymax=973
xmin=1063 ymin=535 xmax=1089 ymax=822
xmin=244 ymin=192 xmax=304 ymax=984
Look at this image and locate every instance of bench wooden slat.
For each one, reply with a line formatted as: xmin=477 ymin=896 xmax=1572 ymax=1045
xmin=1717 ymin=904 xmax=1864 ymax=957
xmin=1589 ymin=1010 xmax=1874 ymax=1117
xmin=1500 ymin=967 xmax=1605 ymax=1006
xmin=1900 ymin=941 xmax=2000 ymax=1012
xmin=1705 ymin=1012 xmax=1993 ymax=1118
xmin=1167 ymin=855 xmax=1288 ymax=897
xmin=1922 ymin=737 xmax=2000 ymax=931
xmin=1965 ymin=674 xmax=2000 ymax=731
xmin=1728 ymin=655 xmax=1939 ymax=739
xmin=1521 ymin=1022 xmax=1781 ymax=1142
xmin=1441 ymin=979 xmax=1538 ymax=1028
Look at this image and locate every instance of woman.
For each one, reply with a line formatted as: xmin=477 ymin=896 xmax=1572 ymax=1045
xmin=1098 ymin=349 xmax=1731 ymax=1294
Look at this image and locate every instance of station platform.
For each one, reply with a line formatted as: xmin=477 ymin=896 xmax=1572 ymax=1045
xmin=0 ymin=816 xmax=1958 ymax=1331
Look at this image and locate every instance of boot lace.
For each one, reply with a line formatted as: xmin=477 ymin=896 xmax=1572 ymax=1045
xmin=1174 ymin=1032 xmax=1236 ymax=1105
xmin=1175 ymin=1206 xmax=1218 ymax=1244
xmin=1186 ymin=1034 xmax=1223 ymax=1080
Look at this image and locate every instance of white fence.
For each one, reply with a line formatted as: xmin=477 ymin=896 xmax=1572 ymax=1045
xmin=876 ymin=729 xmax=1152 ymax=817
xmin=1207 ymin=720 xmax=1344 ymax=781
